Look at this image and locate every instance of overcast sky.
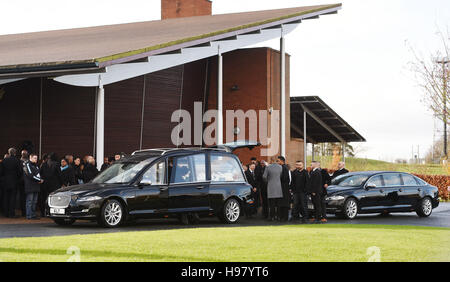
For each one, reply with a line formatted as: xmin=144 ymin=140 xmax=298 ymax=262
xmin=1 ymin=0 xmax=449 ymax=161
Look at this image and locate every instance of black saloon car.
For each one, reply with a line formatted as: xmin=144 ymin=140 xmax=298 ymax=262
xmin=315 ymin=171 xmax=439 ymax=219
xmin=47 ymin=146 xmax=253 ymax=227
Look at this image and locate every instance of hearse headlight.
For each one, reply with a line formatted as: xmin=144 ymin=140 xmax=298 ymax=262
xmin=326 ymin=195 xmax=345 ymax=201
xmin=77 ymin=196 xmax=102 ymax=202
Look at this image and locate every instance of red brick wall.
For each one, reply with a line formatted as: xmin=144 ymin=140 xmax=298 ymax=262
xmin=206 ymin=48 xmax=298 ymax=165
xmin=161 ymin=0 xmax=212 ymax=19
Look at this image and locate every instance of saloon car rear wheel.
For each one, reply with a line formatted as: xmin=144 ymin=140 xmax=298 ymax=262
xmin=53 ymin=218 xmax=76 ymax=226
xmin=99 ymin=199 xmax=124 ymax=228
xmin=416 ymin=197 xmax=433 ymax=217
xmin=343 ymin=198 xmax=358 ymax=219
xmin=220 ymin=198 xmax=241 ymax=224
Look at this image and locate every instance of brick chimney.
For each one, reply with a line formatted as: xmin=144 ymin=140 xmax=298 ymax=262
xmin=161 ymin=0 xmax=212 ymax=19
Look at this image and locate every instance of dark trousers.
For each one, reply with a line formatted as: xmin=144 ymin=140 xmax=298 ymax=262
xmin=268 ymin=198 xmax=279 ymax=220
xmin=279 ymin=206 xmax=289 ymax=222
xmin=261 ymin=187 xmax=269 ymax=218
xmin=321 ymin=194 xmax=327 ymax=219
xmin=38 ymin=189 xmax=49 ymax=217
xmin=18 ymin=184 xmax=26 ymax=216
xmin=311 ymin=193 xmax=323 ymax=221
xmin=3 ymin=188 xmax=17 ymax=217
xmin=292 ymin=192 xmax=309 ymax=219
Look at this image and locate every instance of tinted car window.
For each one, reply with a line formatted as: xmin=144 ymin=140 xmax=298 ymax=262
xmin=331 ymin=174 xmax=369 ymax=187
xmin=141 ymin=160 xmax=166 ymax=185
xmin=414 ymin=176 xmax=428 ymax=186
xmin=92 ymin=158 xmax=154 ymax=184
xmin=172 ymin=154 xmax=206 ymax=183
xmin=382 ymin=173 xmax=402 ymax=186
xmin=210 ymin=154 xmax=245 ymax=182
xmin=401 ymin=174 xmax=418 ymax=186
xmin=366 ymin=175 xmax=383 ymax=187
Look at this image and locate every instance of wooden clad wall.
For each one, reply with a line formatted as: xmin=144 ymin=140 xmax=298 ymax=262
xmin=41 ymin=79 xmax=96 ymax=158
xmin=0 ymin=78 xmax=41 ymax=155
xmin=104 ymin=76 xmax=144 ymax=156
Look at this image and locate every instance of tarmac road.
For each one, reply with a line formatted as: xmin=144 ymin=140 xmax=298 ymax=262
xmin=0 ymin=202 xmax=449 ymax=239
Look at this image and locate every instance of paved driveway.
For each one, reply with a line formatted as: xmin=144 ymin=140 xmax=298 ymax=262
xmin=0 ymin=203 xmax=448 ymax=239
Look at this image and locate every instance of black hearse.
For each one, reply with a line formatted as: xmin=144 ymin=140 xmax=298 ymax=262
xmin=47 ymin=144 xmax=256 ymax=228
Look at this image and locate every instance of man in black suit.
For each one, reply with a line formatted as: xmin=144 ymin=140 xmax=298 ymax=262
xmin=331 ymin=161 xmax=349 ymax=179
xmin=245 ymin=163 xmax=260 ymax=217
xmin=308 ymin=161 xmax=324 ymax=223
xmin=318 ymin=162 xmax=331 ymax=222
xmin=277 ymin=156 xmax=291 ymax=222
xmin=1 ymin=148 xmax=22 ymax=218
xmin=291 ymin=161 xmax=309 ymax=223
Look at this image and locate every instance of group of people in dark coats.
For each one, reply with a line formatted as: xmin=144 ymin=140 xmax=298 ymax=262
xmin=0 ymin=148 xmax=110 ymax=219
xmin=243 ymin=156 xmax=349 ymax=224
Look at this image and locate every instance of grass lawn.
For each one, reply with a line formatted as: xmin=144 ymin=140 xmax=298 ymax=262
xmin=0 ymin=224 xmax=449 ymax=262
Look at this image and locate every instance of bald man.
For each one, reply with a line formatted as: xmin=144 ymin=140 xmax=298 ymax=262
xmin=331 ymin=162 xmax=349 ymax=179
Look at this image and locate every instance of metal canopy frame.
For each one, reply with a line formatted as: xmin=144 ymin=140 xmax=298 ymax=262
xmin=290 ymin=96 xmax=366 ymax=144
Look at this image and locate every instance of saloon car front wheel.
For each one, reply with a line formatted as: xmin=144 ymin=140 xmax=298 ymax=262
xmin=416 ymin=197 xmax=433 ymax=217
xmin=343 ymin=198 xmax=358 ymax=219
xmin=219 ymin=198 xmax=241 ymax=224
xmin=99 ymin=199 xmax=124 ymax=228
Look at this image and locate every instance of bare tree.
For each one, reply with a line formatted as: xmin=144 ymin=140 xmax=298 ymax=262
xmin=408 ymin=29 xmax=450 ymax=159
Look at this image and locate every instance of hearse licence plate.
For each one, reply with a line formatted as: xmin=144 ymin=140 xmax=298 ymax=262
xmin=50 ymin=208 xmax=65 ymax=215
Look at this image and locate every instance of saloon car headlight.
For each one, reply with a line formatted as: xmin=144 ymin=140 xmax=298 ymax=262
xmin=77 ymin=196 xmax=102 ymax=202
xmin=326 ymin=195 xmax=345 ymax=201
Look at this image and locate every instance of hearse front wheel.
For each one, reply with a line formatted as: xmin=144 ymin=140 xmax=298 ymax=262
xmin=220 ymin=198 xmax=241 ymax=224
xmin=99 ymin=199 xmax=124 ymax=228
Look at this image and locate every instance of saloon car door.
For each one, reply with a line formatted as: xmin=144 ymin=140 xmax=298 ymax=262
xmin=399 ymin=173 xmax=421 ymax=207
xmin=168 ymin=153 xmax=210 ymax=212
xmin=380 ymin=173 xmax=402 ymax=208
xmin=359 ymin=175 xmax=385 ymax=211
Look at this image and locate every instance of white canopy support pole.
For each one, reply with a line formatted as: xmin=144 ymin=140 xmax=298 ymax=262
xmin=96 ymin=75 xmax=105 ymax=170
xmin=217 ymin=46 xmax=223 ymax=145
xmin=312 ymin=143 xmax=315 ymax=162
xmin=303 ymin=110 xmax=307 ymax=166
xmin=280 ymin=29 xmax=286 ymax=157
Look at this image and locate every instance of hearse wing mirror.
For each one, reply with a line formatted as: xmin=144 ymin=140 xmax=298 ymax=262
xmin=365 ymin=183 xmax=377 ymax=189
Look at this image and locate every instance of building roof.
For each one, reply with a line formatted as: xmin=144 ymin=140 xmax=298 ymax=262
xmin=290 ymin=96 xmax=366 ymax=143
xmin=0 ymin=4 xmax=341 ymax=78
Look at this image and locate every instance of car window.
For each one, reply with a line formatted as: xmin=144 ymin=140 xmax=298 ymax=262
xmin=92 ymin=158 xmax=154 ymax=184
xmin=141 ymin=160 xmax=166 ymax=185
xmin=210 ymin=154 xmax=245 ymax=182
xmin=331 ymin=174 xmax=369 ymax=187
xmin=401 ymin=174 xmax=418 ymax=186
xmin=414 ymin=176 xmax=428 ymax=186
xmin=366 ymin=175 xmax=383 ymax=187
xmin=382 ymin=173 xmax=402 ymax=186
xmin=171 ymin=154 xmax=206 ymax=184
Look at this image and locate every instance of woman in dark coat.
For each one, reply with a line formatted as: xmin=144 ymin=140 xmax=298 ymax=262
xmin=42 ymin=153 xmax=62 ymax=193
xmin=82 ymin=156 xmax=99 ymax=183
xmin=60 ymin=158 xmax=76 ymax=187
xmin=73 ymin=157 xmax=83 ymax=184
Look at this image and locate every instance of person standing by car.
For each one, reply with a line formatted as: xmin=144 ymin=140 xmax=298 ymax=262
xmin=1 ymin=148 xmax=22 ymax=218
xmin=258 ymin=160 xmax=268 ymax=219
xmin=82 ymin=156 xmax=99 ymax=183
xmin=245 ymin=162 xmax=260 ymax=217
xmin=263 ymin=158 xmax=283 ymax=221
xmin=331 ymin=161 xmax=349 ymax=179
xmin=60 ymin=158 xmax=76 ymax=187
xmin=73 ymin=157 xmax=84 ymax=184
xmin=319 ymin=163 xmax=331 ymax=222
xmin=277 ymin=156 xmax=291 ymax=222
xmin=291 ymin=161 xmax=309 ymax=223
xmin=24 ymin=154 xmax=43 ymax=220
xmin=18 ymin=150 xmax=28 ymax=217
xmin=308 ymin=161 xmax=324 ymax=223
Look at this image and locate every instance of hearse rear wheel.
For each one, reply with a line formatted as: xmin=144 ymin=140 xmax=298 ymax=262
xmin=219 ymin=198 xmax=241 ymax=224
